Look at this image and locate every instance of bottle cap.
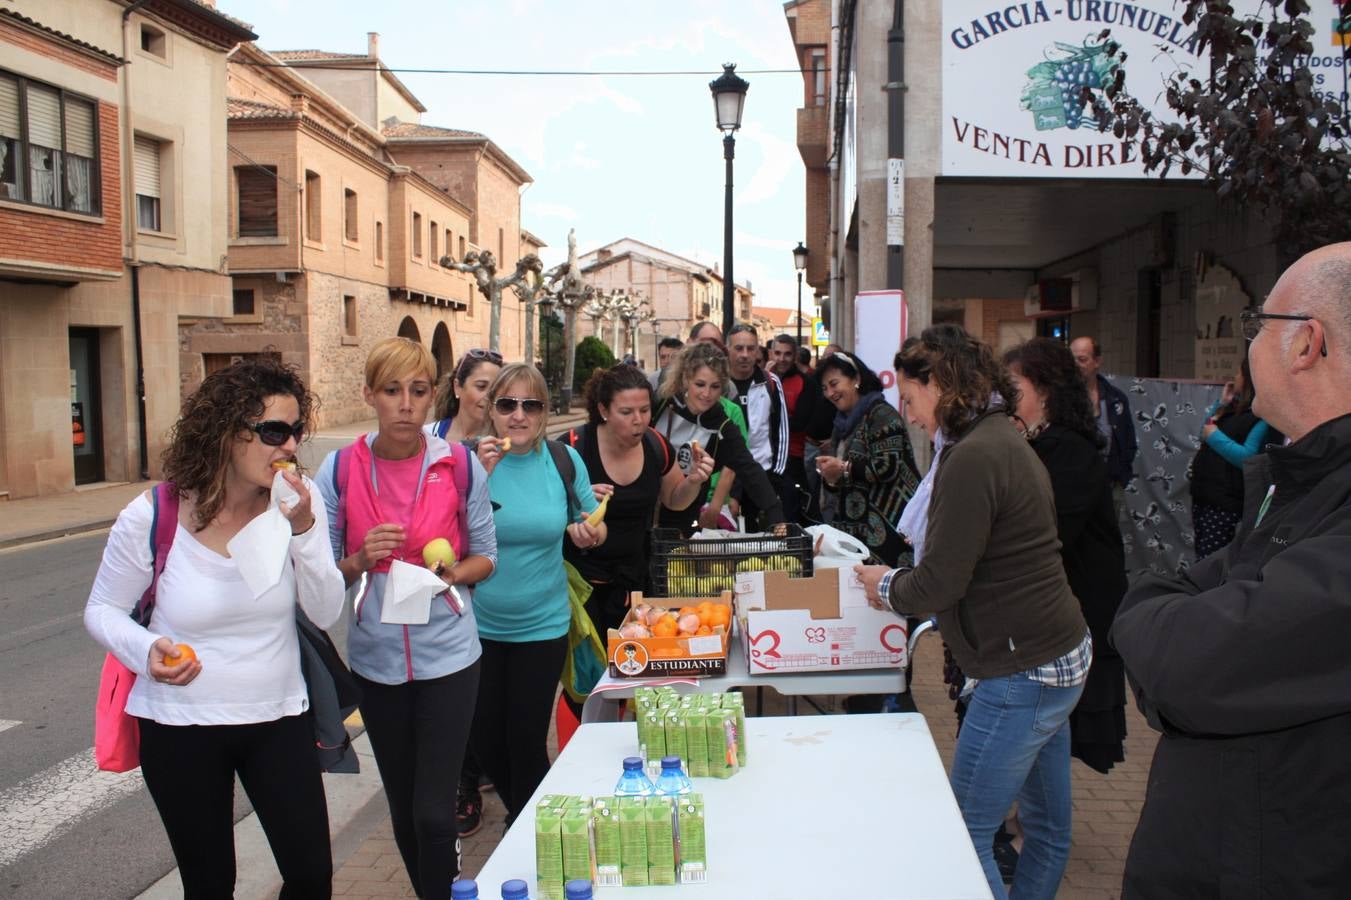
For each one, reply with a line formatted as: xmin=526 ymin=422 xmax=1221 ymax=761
xmin=450 ymin=880 xmax=478 ymax=899
xmin=660 ymin=755 xmax=681 ymax=769
xmin=564 ymin=879 xmax=594 ymax=900
xmin=500 ymin=878 xmax=529 ymax=900
xmin=622 ymin=756 xmax=644 ymax=771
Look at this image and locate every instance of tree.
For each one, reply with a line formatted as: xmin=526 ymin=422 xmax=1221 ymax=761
xmin=573 ymin=336 xmax=615 ymax=392
xmin=1090 ymin=0 xmax=1351 ymax=257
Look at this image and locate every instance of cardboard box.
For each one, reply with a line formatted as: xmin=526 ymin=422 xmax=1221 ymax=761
xmin=734 ymin=568 xmax=909 ymax=675
xmin=605 ymin=592 xmax=733 ymax=678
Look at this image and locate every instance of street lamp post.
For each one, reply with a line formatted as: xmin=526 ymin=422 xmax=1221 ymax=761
xmin=709 ymin=63 xmax=749 ymax=337
xmin=792 ymin=241 xmax=809 ymax=348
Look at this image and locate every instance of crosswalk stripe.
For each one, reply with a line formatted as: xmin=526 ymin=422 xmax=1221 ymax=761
xmin=0 ymin=749 xmax=144 ymax=867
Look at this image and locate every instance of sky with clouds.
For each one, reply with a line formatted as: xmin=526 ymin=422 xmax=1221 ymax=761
xmin=223 ymin=0 xmax=811 ymax=311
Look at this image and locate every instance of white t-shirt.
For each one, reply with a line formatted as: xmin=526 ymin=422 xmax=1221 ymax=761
xmin=84 ymin=481 xmax=345 ymax=726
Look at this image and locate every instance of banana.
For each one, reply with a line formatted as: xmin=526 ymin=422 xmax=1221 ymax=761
xmin=584 ymin=491 xmax=610 ymax=527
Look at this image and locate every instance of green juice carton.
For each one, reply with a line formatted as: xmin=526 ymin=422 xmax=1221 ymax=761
xmin=676 ymin=793 xmax=707 ymax=884
xmin=592 ymin=799 xmax=623 ymax=888
xmin=664 ymin=708 xmax=688 ymax=766
xmin=536 ymin=794 xmax=571 ymax=811
xmin=564 ymin=795 xmax=592 ymax=808
xmin=684 ymin=706 xmax=710 ymax=777
xmin=535 ymin=806 xmax=566 ymax=900
xmin=642 ymin=709 xmax=667 ymax=762
xmin=705 ymin=692 xmax=725 ymax=708
xmin=721 ymin=691 xmax=748 ymax=764
xmin=707 ymin=708 xmax=740 ymax=778
xmin=560 ymin=807 xmax=592 ymax=885
xmin=618 ymin=796 xmax=649 ymax=886
xmin=645 ymin=795 xmax=677 ymax=886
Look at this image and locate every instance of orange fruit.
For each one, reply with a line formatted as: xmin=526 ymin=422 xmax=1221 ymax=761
xmin=678 ymin=606 xmax=698 ymax=619
xmin=696 ymin=601 xmax=714 ymax=627
xmin=652 ymin=617 xmax=678 ymax=638
xmin=695 ymin=625 xmax=712 ymax=636
xmin=165 ymin=642 xmax=197 ymax=664
xmin=709 ymin=605 xmax=731 ymax=628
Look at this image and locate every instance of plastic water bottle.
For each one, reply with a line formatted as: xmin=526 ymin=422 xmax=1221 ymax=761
xmin=500 ymin=879 xmax=530 ymax=900
xmin=451 ymin=880 xmax=479 ymax=900
xmin=653 ymin=755 xmax=694 ymax=796
xmin=613 ymin=756 xmax=655 ymax=796
xmin=564 ymin=879 xmax=593 ymax=900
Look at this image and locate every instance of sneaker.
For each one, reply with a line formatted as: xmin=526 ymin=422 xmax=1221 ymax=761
xmin=457 ymin=791 xmax=483 ymax=838
xmin=993 ymin=832 xmax=1018 ymax=885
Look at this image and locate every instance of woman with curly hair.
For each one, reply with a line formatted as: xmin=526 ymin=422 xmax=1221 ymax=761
xmin=856 ymin=324 xmax=1090 ymax=900
xmin=1004 ymin=337 xmax=1128 ymax=776
xmin=85 ymin=358 xmax=344 ymax=897
xmin=652 ymin=341 xmax=785 ymax=535
xmin=813 ymin=351 xmax=920 ymax=566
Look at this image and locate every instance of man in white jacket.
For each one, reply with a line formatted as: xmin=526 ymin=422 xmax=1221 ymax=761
xmin=725 ymin=323 xmax=790 ymax=529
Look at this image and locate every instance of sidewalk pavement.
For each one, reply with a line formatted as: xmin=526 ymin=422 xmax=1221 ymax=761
xmin=0 ymin=410 xmax=590 ymax=549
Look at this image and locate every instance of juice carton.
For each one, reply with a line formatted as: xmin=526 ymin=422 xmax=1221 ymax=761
xmin=535 ymin=806 xmax=566 ymax=900
xmin=645 ymin=795 xmax=677 ymax=886
xmin=564 ymin=795 xmax=592 ymax=808
xmin=618 ymin=796 xmax=649 ymax=887
xmin=560 ymin=807 xmax=592 ymax=884
xmin=536 ymin=794 xmax=572 ymax=811
xmin=664 ymin=708 xmax=687 ymax=765
xmin=677 ymin=794 xmax=707 ymax=884
xmin=707 ymin=708 xmax=740 ymax=778
xmin=721 ymin=691 xmax=748 ymax=764
xmin=592 ymin=799 xmax=623 ymax=888
xmin=642 ymin=709 xmax=667 ymax=762
xmin=684 ymin=706 xmax=710 ymax=777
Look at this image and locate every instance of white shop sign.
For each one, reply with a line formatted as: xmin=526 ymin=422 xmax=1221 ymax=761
xmin=939 ymin=0 xmax=1297 ymax=178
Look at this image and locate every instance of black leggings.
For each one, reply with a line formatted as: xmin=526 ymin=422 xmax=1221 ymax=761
xmin=471 ymin=635 xmax=568 ymax=824
xmin=356 ymin=664 xmax=479 ymax=898
xmin=138 ymin=714 xmax=331 ymax=900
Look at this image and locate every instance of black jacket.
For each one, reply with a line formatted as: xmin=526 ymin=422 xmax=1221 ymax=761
xmin=1030 ymin=425 xmax=1127 ymax=773
xmin=1097 ymin=374 xmax=1138 ymax=488
xmin=1189 ymin=408 xmax=1282 ymax=514
xmin=1111 ymin=412 xmax=1351 ymax=898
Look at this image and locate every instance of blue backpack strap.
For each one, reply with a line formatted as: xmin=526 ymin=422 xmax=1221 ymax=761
xmin=435 ymin=417 xmax=452 ymax=440
xmin=332 ymin=443 xmax=353 ymax=542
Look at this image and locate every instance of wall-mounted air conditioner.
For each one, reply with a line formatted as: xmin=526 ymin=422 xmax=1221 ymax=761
xmin=1023 ymin=269 xmax=1099 ymax=318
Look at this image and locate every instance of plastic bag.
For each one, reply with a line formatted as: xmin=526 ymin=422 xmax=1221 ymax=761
xmin=804 ymin=524 xmax=870 ymax=561
xmin=560 ymin=561 xmax=605 ymax=704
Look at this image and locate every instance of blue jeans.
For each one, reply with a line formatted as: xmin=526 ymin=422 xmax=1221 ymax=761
xmin=950 ymin=672 xmax=1084 ymax=900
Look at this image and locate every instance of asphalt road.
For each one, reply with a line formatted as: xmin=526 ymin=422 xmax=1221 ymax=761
xmin=1 ymin=434 xmax=351 ymax=898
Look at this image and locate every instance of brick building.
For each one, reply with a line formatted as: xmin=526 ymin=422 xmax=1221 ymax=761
xmin=0 ymin=0 xmax=253 ymax=499
xmin=269 ymin=34 xmax=538 ymax=365
xmin=579 ymin=237 xmax=753 ymax=365
xmin=179 ymin=42 xmax=480 ymax=427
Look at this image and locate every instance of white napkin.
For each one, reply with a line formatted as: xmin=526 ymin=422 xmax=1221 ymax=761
xmin=225 ymin=471 xmax=304 ymax=600
xmin=382 ymin=559 xmax=456 ymax=625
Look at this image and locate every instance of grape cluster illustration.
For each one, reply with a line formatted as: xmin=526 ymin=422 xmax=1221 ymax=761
xmin=1020 ymin=40 xmax=1118 ymax=132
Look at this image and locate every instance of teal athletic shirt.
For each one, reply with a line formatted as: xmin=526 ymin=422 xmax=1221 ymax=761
xmin=473 ymin=441 xmax=598 ymax=642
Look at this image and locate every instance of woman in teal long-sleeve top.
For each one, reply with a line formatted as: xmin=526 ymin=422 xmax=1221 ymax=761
xmin=1189 ymin=358 xmax=1282 ymax=559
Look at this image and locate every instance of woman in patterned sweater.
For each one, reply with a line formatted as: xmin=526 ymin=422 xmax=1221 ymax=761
xmin=814 ymin=352 xmax=920 ymax=566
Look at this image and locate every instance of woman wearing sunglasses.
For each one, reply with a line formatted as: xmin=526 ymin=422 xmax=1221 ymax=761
xmin=315 ymin=337 xmax=497 ymax=895
xmin=84 ymin=359 xmax=344 ymax=897
xmin=427 ymin=348 xmax=504 ymax=444
xmin=472 ymin=363 xmax=604 ymax=825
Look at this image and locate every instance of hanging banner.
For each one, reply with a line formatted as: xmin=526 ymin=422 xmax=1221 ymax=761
xmin=853 ymin=290 xmax=907 ymax=409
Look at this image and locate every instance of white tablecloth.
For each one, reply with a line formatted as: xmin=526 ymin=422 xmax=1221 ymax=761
xmin=473 ymin=715 xmax=992 ymax=900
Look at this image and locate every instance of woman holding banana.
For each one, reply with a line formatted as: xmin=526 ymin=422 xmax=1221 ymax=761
xmin=471 ymin=363 xmax=604 ymax=824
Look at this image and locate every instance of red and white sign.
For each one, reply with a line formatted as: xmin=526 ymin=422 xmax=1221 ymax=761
xmin=853 ymin=289 xmax=907 ymax=409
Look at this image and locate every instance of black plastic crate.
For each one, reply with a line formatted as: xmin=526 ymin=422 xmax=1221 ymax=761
xmin=649 ymin=525 xmax=813 ymax=597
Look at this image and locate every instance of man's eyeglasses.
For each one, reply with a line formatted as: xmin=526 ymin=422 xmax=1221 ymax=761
xmin=1239 ymin=309 xmax=1329 ymax=356
xmin=493 ymin=396 xmax=546 ymax=415
xmin=250 ymin=420 xmax=305 ymax=446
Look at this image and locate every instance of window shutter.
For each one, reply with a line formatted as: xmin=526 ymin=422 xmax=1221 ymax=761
xmin=236 ymin=165 xmax=277 ymax=236
xmin=0 ymin=76 xmax=19 ymax=140
xmin=134 ymin=136 xmax=160 ymax=198
xmin=27 ymin=84 xmax=61 ymax=148
xmin=64 ymin=99 xmax=96 ymax=158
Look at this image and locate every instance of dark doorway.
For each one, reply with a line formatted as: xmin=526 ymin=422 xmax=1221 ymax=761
xmin=1035 ymin=316 xmax=1071 ymax=343
xmin=69 ymin=328 xmax=104 ymax=484
xmin=1136 ymin=268 xmax=1162 ymax=377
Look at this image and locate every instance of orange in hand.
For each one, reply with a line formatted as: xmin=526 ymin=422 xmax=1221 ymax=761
xmin=165 ymin=643 xmax=197 ymax=664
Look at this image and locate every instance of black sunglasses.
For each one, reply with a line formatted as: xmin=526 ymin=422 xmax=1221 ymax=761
xmin=494 ymin=396 xmax=546 ymax=415
xmin=250 ymin=419 xmax=305 ymax=446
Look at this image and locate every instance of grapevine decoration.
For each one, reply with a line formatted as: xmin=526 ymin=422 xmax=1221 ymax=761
xmin=1020 ymin=39 xmax=1119 ymax=131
